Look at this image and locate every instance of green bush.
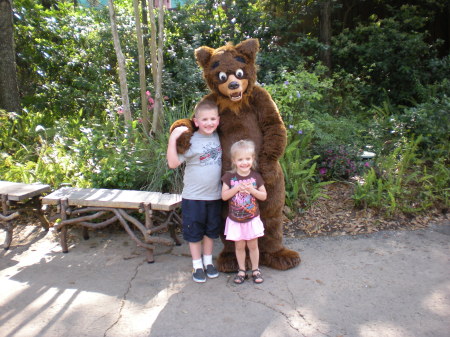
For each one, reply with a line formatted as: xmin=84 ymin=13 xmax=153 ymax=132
xmin=398 ymin=93 xmax=450 ymax=160
xmin=265 ymin=63 xmax=333 ymax=124
xmin=316 ymin=144 xmax=360 ymax=181
xmin=14 ymin=1 xmax=118 ymax=119
xmin=352 ymin=136 xmax=449 ymax=215
xmin=310 ymin=113 xmax=372 ymax=151
xmin=333 ymin=5 xmax=435 ymax=106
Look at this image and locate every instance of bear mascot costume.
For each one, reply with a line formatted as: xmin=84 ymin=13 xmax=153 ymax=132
xmin=170 ymin=38 xmax=300 ymax=271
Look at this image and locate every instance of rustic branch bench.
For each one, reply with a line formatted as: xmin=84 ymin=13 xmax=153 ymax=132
xmin=42 ymin=187 xmax=182 ymax=263
xmin=0 ymin=180 xmax=51 ymax=250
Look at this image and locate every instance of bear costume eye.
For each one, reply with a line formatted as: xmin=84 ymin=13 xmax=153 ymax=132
xmin=235 ymin=69 xmax=244 ymax=79
xmin=218 ymin=72 xmax=227 ymax=82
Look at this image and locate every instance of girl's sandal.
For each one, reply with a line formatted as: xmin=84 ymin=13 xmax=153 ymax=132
xmin=234 ymin=269 xmax=248 ymax=284
xmin=252 ymin=269 xmax=264 ymax=284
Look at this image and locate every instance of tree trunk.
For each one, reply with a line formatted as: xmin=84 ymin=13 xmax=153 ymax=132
xmin=147 ymin=0 xmax=164 ymax=136
xmin=0 ymin=0 xmax=21 ymax=113
xmin=154 ymin=1 xmax=164 ymax=134
xmin=141 ymin=0 xmax=150 ymax=52
xmin=133 ymin=0 xmax=150 ymax=133
xmin=108 ymin=0 xmax=132 ymax=124
xmin=319 ymin=0 xmax=332 ymax=73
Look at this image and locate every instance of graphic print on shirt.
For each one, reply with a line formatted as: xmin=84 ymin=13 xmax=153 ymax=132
xmin=199 ymin=141 xmax=222 ymax=166
xmin=230 ymin=176 xmax=258 ymax=221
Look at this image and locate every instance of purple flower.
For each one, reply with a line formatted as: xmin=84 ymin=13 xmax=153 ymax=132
xmin=289 ymin=124 xmax=294 ymax=129
xmin=364 ymin=162 xmax=371 ymax=167
xmin=319 ymin=167 xmax=327 ymax=175
xmin=296 ymin=91 xmax=301 ymax=98
xmin=284 ymin=81 xmax=289 ymax=85
xmin=298 ymin=130 xmax=303 ymax=134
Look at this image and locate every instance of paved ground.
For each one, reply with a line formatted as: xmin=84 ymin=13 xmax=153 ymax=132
xmin=1 ymin=221 xmax=449 ymax=337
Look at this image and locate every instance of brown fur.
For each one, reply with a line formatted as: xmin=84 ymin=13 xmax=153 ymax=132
xmin=171 ymin=39 xmax=301 ymax=271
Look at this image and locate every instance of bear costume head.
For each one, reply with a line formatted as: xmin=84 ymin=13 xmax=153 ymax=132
xmin=195 ymin=39 xmax=259 ymax=111
xmin=170 ymin=39 xmax=301 ymax=271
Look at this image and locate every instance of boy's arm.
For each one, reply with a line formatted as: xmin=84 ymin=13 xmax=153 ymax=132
xmin=167 ymin=126 xmax=189 ymax=168
xmin=169 ymin=118 xmax=195 ymax=154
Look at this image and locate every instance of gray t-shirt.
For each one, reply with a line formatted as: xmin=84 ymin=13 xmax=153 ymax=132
xmin=178 ymin=131 xmax=222 ymax=200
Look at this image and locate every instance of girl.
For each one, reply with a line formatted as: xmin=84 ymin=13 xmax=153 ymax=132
xmin=221 ymin=140 xmax=267 ymax=284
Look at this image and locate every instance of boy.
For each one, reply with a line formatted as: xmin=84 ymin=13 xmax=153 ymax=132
xmin=167 ymin=99 xmax=222 ymax=283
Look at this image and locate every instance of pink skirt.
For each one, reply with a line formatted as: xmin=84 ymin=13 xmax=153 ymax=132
xmin=224 ymin=215 xmax=265 ymax=241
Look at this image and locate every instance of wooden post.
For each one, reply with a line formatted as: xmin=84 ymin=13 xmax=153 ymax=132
xmin=32 ymin=196 xmax=50 ymax=231
xmin=60 ymin=199 xmax=69 ymax=253
xmin=144 ymin=203 xmax=153 ymax=229
xmin=1 ymin=194 xmax=12 ymax=250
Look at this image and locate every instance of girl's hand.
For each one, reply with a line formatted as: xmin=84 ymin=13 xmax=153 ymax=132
xmin=244 ymin=183 xmax=267 ymax=201
xmin=240 ymin=182 xmax=254 ymax=194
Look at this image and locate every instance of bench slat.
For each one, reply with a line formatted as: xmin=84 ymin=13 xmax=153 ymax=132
xmin=42 ymin=187 xmax=181 ymax=211
xmin=0 ymin=181 xmax=51 ymax=201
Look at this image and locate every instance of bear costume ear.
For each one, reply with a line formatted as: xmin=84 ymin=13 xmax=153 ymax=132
xmin=235 ymin=38 xmax=259 ymax=61
xmin=195 ymin=46 xmax=215 ymax=68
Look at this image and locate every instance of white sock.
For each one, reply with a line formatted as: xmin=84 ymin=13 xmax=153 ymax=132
xmin=203 ymin=254 xmax=213 ymax=266
xmin=193 ymin=259 xmax=203 ymax=270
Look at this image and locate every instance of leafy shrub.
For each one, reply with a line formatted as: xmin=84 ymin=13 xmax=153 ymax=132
xmin=281 ymin=121 xmax=331 ymax=213
xmin=265 ymin=63 xmax=333 ymax=125
xmin=333 ymin=5 xmax=435 ymax=106
xmin=310 ymin=113 xmax=373 ymax=151
xmin=316 ymin=144 xmax=360 ymax=181
xmin=398 ymin=93 xmax=450 ymax=160
xmin=14 ymin=1 xmax=118 ymax=119
xmin=352 ymin=136 xmax=448 ymax=215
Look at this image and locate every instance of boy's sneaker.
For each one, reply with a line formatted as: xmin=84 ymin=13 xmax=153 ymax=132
xmin=192 ymin=268 xmax=207 ymax=283
xmin=205 ymin=264 xmax=219 ymax=278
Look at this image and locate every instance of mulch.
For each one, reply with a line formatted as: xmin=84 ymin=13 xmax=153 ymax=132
xmin=283 ymin=182 xmax=448 ymax=238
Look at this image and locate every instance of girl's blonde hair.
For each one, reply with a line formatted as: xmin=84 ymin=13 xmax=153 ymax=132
xmin=229 ymin=139 xmax=258 ymax=173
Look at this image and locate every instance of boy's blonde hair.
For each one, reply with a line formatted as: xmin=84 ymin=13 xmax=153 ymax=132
xmin=230 ymin=139 xmax=258 ymax=173
xmin=194 ymin=99 xmax=218 ymax=118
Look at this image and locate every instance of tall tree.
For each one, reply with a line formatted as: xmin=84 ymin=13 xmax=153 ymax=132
xmin=147 ymin=0 xmax=164 ymax=136
xmin=108 ymin=0 xmax=132 ymax=123
xmin=319 ymin=0 xmax=332 ymax=72
xmin=140 ymin=0 xmax=150 ymax=51
xmin=0 ymin=0 xmax=21 ymax=113
xmin=133 ymin=0 xmax=150 ymax=133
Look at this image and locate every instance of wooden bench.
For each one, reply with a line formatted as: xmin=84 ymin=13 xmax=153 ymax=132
xmin=0 ymin=180 xmax=51 ymax=250
xmin=42 ymin=187 xmax=182 ymax=263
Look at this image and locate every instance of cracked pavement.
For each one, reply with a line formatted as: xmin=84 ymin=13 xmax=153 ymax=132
xmin=1 ymin=221 xmax=449 ymax=337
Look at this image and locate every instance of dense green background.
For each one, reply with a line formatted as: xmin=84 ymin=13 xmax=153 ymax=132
xmin=1 ymin=0 xmax=449 ymax=216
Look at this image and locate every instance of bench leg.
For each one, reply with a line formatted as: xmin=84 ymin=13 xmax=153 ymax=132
xmin=60 ymin=199 xmax=69 ymax=253
xmin=1 ymin=194 xmax=13 ymax=250
xmin=146 ymin=248 xmax=155 ymax=263
xmin=60 ymin=226 xmax=69 ymax=253
xmin=31 ymin=196 xmax=50 ymax=231
xmin=82 ymin=227 xmax=89 ymax=240
xmin=169 ymin=211 xmax=182 ymax=246
xmin=3 ymin=225 xmax=13 ymax=250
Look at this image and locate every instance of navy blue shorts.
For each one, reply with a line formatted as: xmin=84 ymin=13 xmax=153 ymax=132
xmin=181 ymin=199 xmax=223 ymax=242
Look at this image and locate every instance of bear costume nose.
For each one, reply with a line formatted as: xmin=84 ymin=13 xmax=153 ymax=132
xmin=228 ymin=81 xmax=240 ymax=90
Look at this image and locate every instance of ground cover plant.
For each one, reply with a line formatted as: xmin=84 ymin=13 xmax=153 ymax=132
xmin=1 ymin=0 xmax=448 ymax=237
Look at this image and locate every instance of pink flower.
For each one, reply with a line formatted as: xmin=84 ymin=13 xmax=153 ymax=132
xmin=117 ymin=108 xmax=123 ymax=115
xmin=148 ymin=97 xmax=155 ymax=109
xmin=146 ymin=90 xmax=151 ymax=96
xmin=319 ymin=167 xmax=327 ymax=175
xmin=163 ymin=96 xmax=169 ymax=100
